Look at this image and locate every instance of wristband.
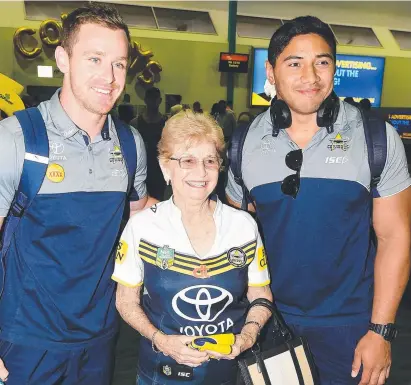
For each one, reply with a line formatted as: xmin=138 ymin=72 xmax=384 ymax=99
xmin=151 ymin=329 xmax=164 ymax=353
xmin=243 ymin=320 xmax=262 ymax=335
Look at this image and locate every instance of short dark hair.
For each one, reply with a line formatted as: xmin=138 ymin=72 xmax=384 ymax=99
xmin=145 ymin=87 xmax=161 ymax=100
xmin=62 ymin=3 xmax=131 ymax=56
xmin=268 ymin=16 xmax=336 ymax=67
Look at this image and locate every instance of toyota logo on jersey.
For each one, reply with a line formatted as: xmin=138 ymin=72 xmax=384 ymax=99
xmin=172 ymin=285 xmax=233 ymax=322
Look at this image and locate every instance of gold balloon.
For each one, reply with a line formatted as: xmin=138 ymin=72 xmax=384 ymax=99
xmin=60 ymin=13 xmax=68 ymax=22
xmin=39 ymin=19 xmax=62 ymax=46
xmin=137 ymin=60 xmax=162 ymax=85
xmin=129 ymin=41 xmax=153 ymax=70
xmin=13 ymin=27 xmax=42 ymax=58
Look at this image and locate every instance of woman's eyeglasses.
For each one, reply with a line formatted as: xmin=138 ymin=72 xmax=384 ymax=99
xmin=170 ymin=156 xmax=222 ymax=170
xmin=281 ymin=149 xmax=303 ymax=199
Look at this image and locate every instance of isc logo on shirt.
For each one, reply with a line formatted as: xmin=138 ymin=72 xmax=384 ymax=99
xmin=116 ymin=240 xmax=128 ymax=264
xmin=257 ymin=247 xmax=267 ymax=271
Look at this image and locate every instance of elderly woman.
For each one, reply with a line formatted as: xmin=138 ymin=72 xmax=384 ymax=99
xmin=113 ymin=111 xmax=273 ymax=385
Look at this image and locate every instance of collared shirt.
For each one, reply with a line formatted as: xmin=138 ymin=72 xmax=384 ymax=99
xmin=113 ymin=196 xmax=269 ymax=287
xmin=112 ymin=196 xmax=269 ymax=384
xmin=226 ymin=101 xmax=411 ymax=326
xmin=0 ymin=89 xmax=147 ymax=217
xmin=0 ymin=90 xmax=147 ymax=349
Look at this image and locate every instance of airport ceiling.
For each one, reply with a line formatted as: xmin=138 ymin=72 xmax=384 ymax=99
xmin=136 ymin=1 xmax=411 ymax=18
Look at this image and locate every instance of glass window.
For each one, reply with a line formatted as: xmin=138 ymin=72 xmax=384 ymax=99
xmin=391 ymin=30 xmax=411 ymax=50
xmin=153 ymin=7 xmax=216 ymax=34
xmin=237 ymin=15 xmax=283 ymax=39
xmin=330 ymin=24 xmax=381 ymax=47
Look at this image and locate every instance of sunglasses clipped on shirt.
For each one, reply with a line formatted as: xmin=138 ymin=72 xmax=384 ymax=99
xmin=281 ymin=149 xmax=303 ymax=199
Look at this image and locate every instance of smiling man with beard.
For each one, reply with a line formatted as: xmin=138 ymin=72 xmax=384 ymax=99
xmin=0 ymin=4 xmax=155 ymax=384
xmin=227 ymin=16 xmax=411 ymax=385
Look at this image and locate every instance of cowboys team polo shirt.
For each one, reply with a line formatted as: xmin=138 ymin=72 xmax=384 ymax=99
xmin=0 ymin=89 xmax=147 ymax=349
xmin=112 ymin=197 xmax=270 ymax=384
xmin=226 ymin=101 xmax=411 ymax=326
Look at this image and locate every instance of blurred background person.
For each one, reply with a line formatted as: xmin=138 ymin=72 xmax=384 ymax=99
xmin=193 ymin=101 xmax=203 ymax=113
xmin=216 ymin=99 xmax=236 ymax=143
xmin=170 ymin=95 xmax=183 ymax=116
xmin=130 ymin=87 xmax=167 ymax=200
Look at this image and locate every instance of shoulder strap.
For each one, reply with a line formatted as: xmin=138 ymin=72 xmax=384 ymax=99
xmin=228 ymin=113 xmax=265 ymax=210
xmin=112 ymin=117 xmax=137 ymax=197
xmin=360 ymin=109 xmax=388 ymax=191
xmin=1 ymin=108 xmax=49 ymax=257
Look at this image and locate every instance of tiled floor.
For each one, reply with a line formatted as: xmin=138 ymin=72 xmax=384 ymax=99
xmin=112 ymin=298 xmax=411 ymax=385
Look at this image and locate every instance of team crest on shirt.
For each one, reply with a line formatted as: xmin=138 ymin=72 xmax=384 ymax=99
xmin=109 ymin=144 xmax=124 ymax=164
xmin=227 ymin=247 xmax=247 ymax=268
xmin=156 ymin=245 xmax=175 ymax=270
xmin=327 ymin=133 xmax=350 ymax=151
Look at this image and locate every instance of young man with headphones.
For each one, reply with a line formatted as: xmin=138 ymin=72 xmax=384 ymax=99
xmin=226 ymin=16 xmax=411 ymax=385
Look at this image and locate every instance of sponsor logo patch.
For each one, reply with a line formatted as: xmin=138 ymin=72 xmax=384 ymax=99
xmin=46 ymin=163 xmax=65 ymax=183
xmin=172 ymin=285 xmax=233 ymax=322
xmin=116 ymin=240 xmax=128 ymax=264
xmin=192 ymin=265 xmax=209 ymax=279
xmin=261 ymin=137 xmax=275 ymax=154
xmin=50 ymin=142 xmax=67 ymax=161
xmin=325 ymin=156 xmax=348 ymax=164
xmin=257 ymin=246 xmax=267 ymax=271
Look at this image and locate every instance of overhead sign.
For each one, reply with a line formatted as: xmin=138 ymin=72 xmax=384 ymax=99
xmin=219 ymin=53 xmax=249 ymax=73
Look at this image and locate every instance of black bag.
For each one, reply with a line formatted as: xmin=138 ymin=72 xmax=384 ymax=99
xmin=237 ymin=303 xmax=319 ymax=385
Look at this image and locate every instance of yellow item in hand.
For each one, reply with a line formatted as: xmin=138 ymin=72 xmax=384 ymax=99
xmin=189 ymin=333 xmax=235 ymax=355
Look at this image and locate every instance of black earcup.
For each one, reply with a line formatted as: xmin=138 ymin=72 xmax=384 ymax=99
xmin=316 ymin=91 xmax=340 ymax=129
xmin=270 ymin=98 xmax=292 ymax=136
xmin=270 ymin=91 xmax=340 ymax=136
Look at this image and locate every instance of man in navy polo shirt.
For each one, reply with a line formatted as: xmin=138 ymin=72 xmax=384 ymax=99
xmin=227 ymin=16 xmax=411 ymax=385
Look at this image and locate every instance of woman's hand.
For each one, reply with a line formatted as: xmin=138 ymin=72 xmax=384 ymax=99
xmin=204 ymin=331 xmax=256 ymax=360
xmin=155 ymin=334 xmax=210 ymax=367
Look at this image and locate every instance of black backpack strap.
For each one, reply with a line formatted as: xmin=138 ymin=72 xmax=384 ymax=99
xmin=112 ymin=117 xmax=138 ymax=198
xmin=228 ymin=113 xmax=264 ymax=210
xmin=360 ymin=109 xmax=388 ymax=193
xmin=1 ymin=108 xmax=49 ymax=258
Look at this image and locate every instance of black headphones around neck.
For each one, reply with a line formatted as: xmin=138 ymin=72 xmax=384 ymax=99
xmin=270 ymin=91 xmax=340 ymax=137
